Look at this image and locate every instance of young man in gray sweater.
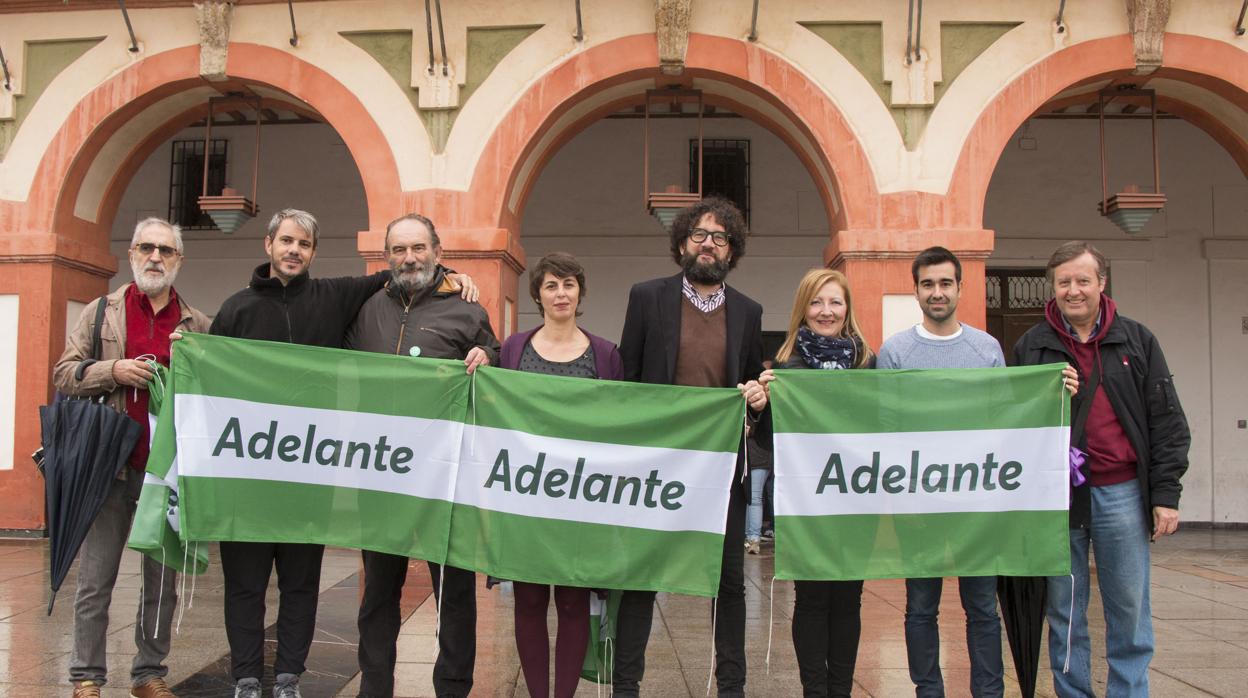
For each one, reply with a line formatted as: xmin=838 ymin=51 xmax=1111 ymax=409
xmin=876 ymin=247 xmax=1005 ymax=698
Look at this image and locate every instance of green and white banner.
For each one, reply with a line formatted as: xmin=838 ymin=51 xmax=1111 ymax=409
xmin=130 ymin=333 xmax=743 ymax=597
xmin=128 ymin=362 xmax=208 ymax=575
xmin=449 ymin=367 xmax=743 ymax=595
xmin=770 ymin=365 xmax=1072 ymax=581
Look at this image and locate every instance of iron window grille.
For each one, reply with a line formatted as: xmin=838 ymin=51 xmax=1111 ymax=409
xmin=690 ymin=139 xmax=750 ymax=223
xmin=169 ymin=139 xmax=228 ymax=230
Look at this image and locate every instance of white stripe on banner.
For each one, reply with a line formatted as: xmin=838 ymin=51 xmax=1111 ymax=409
xmin=174 ymin=394 xmax=461 ymax=502
xmin=775 ymin=426 xmax=1069 ymax=516
xmin=456 ymin=425 xmax=736 ymax=534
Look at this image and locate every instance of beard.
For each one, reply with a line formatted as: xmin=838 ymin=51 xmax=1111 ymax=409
xmin=680 ymin=251 xmax=731 ymax=285
xmin=391 ymin=257 xmax=438 ymax=294
xmin=131 ymin=259 xmax=177 ymax=295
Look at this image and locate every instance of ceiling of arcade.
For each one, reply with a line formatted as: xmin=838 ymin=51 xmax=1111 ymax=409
xmin=2 ymin=0 xmax=1247 ymax=215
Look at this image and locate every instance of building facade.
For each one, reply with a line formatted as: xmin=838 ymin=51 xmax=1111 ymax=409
xmin=2 ymin=0 xmax=1245 ymax=530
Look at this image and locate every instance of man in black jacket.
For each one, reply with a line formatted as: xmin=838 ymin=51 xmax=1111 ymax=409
xmin=345 ymin=213 xmax=499 ymax=698
xmin=1013 ymin=241 xmax=1189 ymax=697
xmin=614 ymin=197 xmax=769 ymax=697
xmin=210 ymin=209 xmax=476 ymax=698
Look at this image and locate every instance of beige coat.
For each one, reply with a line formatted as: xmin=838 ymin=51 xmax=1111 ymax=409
xmin=52 ymin=283 xmax=212 ymax=416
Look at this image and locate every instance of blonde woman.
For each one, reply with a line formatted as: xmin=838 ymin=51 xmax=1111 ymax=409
xmin=768 ymin=268 xmax=873 ymax=697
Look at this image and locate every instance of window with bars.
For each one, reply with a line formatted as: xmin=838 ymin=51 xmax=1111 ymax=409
xmin=169 ymin=139 xmax=227 ymax=230
xmin=690 ymin=139 xmax=750 ymax=223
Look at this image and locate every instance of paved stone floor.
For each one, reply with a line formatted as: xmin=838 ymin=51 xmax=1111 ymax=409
xmin=2 ymin=529 xmax=1247 ymax=697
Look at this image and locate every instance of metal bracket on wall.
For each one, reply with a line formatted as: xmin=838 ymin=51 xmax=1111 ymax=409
xmin=117 ymin=0 xmax=140 ymax=52
xmin=0 ymin=43 xmax=10 ymax=91
xmin=1057 ymin=0 xmax=1068 ymax=33
xmin=573 ymin=0 xmax=584 ymax=42
xmin=424 ymin=0 xmax=449 ymax=75
xmin=1237 ymin=0 xmax=1247 ymax=36
xmin=748 ymin=0 xmax=759 ymax=42
xmin=286 ymin=0 xmax=298 ymax=47
xmin=905 ymin=0 xmax=924 ymax=64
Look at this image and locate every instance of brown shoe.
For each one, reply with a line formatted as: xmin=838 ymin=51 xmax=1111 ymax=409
xmin=130 ymin=677 xmax=176 ymax=698
xmin=71 ymin=681 xmax=102 ymax=698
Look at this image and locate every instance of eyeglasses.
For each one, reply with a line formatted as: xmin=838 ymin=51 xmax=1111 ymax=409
xmin=689 ymin=228 xmax=730 ymax=247
xmin=132 ymin=243 xmax=180 ymax=259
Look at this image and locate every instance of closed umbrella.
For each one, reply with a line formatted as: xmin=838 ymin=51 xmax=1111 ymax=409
xmin=997 ymin=575 xmax=1047 ymax=697
xmin=39 ymin=398 xmax=141 ymax=613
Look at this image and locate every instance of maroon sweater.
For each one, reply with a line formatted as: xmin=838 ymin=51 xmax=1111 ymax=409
xmin=1045 ymin=296 xmax=1138 ymax=485
xmin=124 ymin=285 xmax=181 ymax=470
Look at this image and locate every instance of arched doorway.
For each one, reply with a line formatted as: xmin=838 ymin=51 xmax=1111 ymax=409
xmin=958 ymin=33 xmax=1248 ymax=525
xmin=0 ymin=44 xmax=399 ymax=530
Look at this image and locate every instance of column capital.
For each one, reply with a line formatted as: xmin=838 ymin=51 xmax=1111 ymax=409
xmin=824 ymin=228 xmax=995 ymax=267
xmin=357 ymin=227 xmax=527 ymax=273
xmin=0 ymin=233 xmax=118 ymax=278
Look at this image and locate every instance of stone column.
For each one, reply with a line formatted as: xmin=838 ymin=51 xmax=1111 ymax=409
xmin=0 ymin=228 xmax=116 ymax=530
xmin=824 ymin=228 xmax=994 ymax=350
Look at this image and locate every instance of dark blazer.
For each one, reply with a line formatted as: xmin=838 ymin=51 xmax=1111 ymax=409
xmin=619 ymin=273 xmax=767 ymax=481
xmin=1013 ymin=313 xmax=1189 ymax=531
xmin=618 ymin=273 xmax=765 ymax=387
xmin=499 ymin=326 xmax=624 ymax=380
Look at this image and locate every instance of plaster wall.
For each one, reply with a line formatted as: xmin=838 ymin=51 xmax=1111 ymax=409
xmin=0 ymin=296 xmax=17 ymax=471
xmin=7 ymin=1 xmax=1247 ymax=206
xmin=519 ymin=116 xmax=830 ymax=342
xmin=987 ymin=117 xmax=1247 ymax=523
xmin=106 ymin=122 xmax=368 ymax=313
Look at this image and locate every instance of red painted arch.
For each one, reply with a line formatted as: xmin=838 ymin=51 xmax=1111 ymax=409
xmin=2 ymin=43 xmax=401 ymax=243
xmin=407 ymin=33 xmax=878 ymax=236
xmin=948 ymin=33 xmax=1248 ymax=229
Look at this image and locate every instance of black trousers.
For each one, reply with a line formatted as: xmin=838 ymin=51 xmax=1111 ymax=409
xmin=613 ymin=482 xmax=747 ymax=696
xmin=355 ymin=551 xmax=477 ymax=698
xmin=791 ymin=579 xmax=864 ymax=697
xmin=220 ymin=541 xmax=325 ymax=681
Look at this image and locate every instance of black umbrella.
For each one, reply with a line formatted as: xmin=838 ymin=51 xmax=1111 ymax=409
xmin=39 ymin=399 xmax=141 ymax=614
xmin=997 ymin=575 xmax=1047 ymax=697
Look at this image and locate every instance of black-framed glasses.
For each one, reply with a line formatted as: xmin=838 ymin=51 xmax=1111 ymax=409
xmin=132 ymin=243 xmax=180 ymax=259
xmin=689 ymin=228 xmax=730 ymax=247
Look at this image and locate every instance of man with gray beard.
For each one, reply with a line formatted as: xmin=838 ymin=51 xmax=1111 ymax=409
xmin=345 ymin=213 xmax=499 ymax=698
xmin=54 ymin=217 xmax=211 ymax=698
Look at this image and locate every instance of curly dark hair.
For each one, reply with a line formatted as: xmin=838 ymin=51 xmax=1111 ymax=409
xmin=668 ymin=196 xmax=747 ymax=270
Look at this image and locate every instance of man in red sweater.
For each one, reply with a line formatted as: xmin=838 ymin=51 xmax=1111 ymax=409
xmin=53 ymin=218 xmax=212 ymax=698
xmin=1013 ymin=241 xmax=1189 ymax=697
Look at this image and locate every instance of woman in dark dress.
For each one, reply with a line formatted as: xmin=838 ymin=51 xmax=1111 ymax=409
xmin=770 ymin=268 xmax=874 ymax=698
xmin=498 ymin=252 xmax=622 ymax=698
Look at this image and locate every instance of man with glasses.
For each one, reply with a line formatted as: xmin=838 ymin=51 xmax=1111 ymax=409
xmin=614 ymin=196 xmax=769 ymax=697
xmin=54 ymin=217 xmax=211 ymax=698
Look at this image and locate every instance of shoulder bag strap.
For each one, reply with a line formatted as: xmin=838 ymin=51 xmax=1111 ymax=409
xmin=72 ymin=294 xmax=110 ymax=382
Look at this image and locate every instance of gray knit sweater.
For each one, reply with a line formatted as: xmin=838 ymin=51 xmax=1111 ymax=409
xmin=875 ymin=324 xmax=1005 ymax=369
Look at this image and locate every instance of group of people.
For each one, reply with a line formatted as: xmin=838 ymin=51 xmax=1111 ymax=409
xmin=53 ymin=194 xmax=1189 ymax=698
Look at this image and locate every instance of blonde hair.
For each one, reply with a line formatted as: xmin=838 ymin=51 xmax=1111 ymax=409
xmin=774 ymin=269 xmax=873 ymax=368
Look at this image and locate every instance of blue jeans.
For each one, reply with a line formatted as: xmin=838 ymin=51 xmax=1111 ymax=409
xmin=1047 ymin=479 xmax=1153 ymax=697
xmin=745 ymin=468 xmax=769 ymax=540
xmin=904 ymin=576 xmax=1003 ymax=697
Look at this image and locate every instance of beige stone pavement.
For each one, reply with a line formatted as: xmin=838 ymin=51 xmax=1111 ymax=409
xmin=2 ymin=529 xmax=1247 ymax=697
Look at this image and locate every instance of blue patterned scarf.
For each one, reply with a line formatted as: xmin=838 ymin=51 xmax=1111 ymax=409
xmin=796 ymin=326 xmax=858 ymax=370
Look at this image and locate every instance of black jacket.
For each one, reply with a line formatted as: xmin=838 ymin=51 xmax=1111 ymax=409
xmin=619 ymin=273 xmax=764 ymax=387
xmin=619 ymin=273 xmax=767 ymax=483
xmin=209 ymin=263 xmax=388 ymax=347
xmin=1012 ymin=313 xmax=1189 ymax=531
xmin=345 ymin=270 xmax=499 ymax=363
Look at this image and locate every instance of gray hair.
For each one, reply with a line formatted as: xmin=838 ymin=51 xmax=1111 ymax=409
xmin=267 ymin=208 xmax=319 ymax=247
xmin=131 ymin=217 xmax=183 ymax=252
xmin=384 ymin=213 xmax=441 ymax=251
